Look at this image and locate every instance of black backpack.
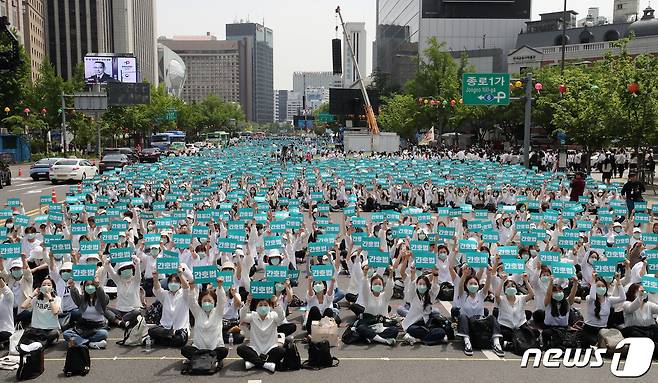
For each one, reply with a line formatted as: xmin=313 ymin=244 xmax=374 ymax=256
xmin=144 ymin=301 xmax=163 ymax=325
xmin=511 ymin=326 xmax=540 ymax=356
xmin=468 ymin=316 xmax=493 ymax=349
xmin=181 ymin=351 xmax=219 ymax=375
xmin=277 ymin=339 xmax=301 ymax=371
xmin=437 ymin=282 xmax=454 ymax=301
xmin=302 ymin=340 xmax=339 ymax=370
xmin=16 ymin=345 xmax=44 ymax=381
xmin=63 ymin=345 xmax=91 ymax=377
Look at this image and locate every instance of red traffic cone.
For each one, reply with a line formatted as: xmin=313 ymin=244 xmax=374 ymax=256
xmin=18 ymin=168 xmax=23 ymax=176
xmin=77 ymin=183 xmax=82 ymax=193
xmin=51 ymin=188 xmax=57 ymax=203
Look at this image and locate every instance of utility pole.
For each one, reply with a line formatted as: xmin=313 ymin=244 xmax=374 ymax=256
xmin=523 ymin=72 xmax=533 ymax=168
xmin=60 ymin=92 xmax=67 ymax=153
xmin=561 ymin=0 xmax=567 ymax=75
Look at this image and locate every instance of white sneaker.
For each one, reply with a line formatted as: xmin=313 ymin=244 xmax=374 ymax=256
xmin=245 ymin=361 xmax=255 ymax=370
xmin=403 ymin=333 xmax=418 ymax=345
xmin=263 ymin=362 xmax=276 ymax=372
xmin=88 ymin=340 xmax=107 ymax=349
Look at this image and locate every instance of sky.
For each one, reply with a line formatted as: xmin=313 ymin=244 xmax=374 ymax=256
xmin=156 ymin=0 xmax=653 ymax=90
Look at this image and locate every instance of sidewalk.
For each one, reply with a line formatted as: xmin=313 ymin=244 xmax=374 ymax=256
xmin=589 ymin=170 xmax=658 ymax=207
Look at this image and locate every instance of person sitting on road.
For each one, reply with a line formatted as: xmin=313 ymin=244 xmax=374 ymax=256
xmin=304 ymin=275 xmax=338 ymax=334
xmin=273 ymin=278 xmax=296 ymax=337
xmin=48 ymin=256 xmax=80 ymax=329
xmin=18 ymin=277 xmax=61 ymax=348
xmin=148 ymin=271 xmax=189 ymax=347
xmin=0 ymin=257 xmax=33 ymax=326
xmin=104 ymin=256 xmax=142 ymax=328
xmin=352 ymin=266 xmax=398 ymax=346
xmin=237 ymin=294 xmax=286 ymax=373
xmin=495 ymin=273 xmax=535 ymax=350
xmin=0 ymin=277 xmax=15 ymax=348
xmin=179 ymin=271 xmax=229 ymax=369
xmin=581 ymin=273 xmax=625 ymax=346
xmin=63 ymin=278 xmax=109 ymax=349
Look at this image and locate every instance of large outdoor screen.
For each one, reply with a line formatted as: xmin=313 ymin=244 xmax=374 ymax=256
xmin=84 ymin=55 xmax=137 ymax=84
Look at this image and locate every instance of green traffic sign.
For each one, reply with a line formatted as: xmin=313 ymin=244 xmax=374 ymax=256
xmin=318 ymin=113 xmax=335 ymax=123
xmin=462 ymin=73 xmax=510 ymax=106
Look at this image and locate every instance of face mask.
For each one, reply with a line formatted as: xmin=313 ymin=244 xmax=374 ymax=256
xmin=11 ymin=269 xmax=23 ymax=279
xmin=614 ymin=227 xmax=622 ymax=233
xmin=505 ymin=287 xmax=517 ymax=296
xmin=467 ymin=284 xmax=479 ymax=294
xmin=270 ymin=257 xmax=281 ymax=266
xmin=438 ymin=252 xmax=447 ymax=261
xmin=84 ymin=285 xmax=97 ymax=295
xmin=633 ymin=233 xmax=641 ymax=239
xmin=120 ymin=269 xmax=133 ymax=279
xmin=202 ymin=302 xmax=214 ymax=312
xmin=541 ymin=276 xmax=550 ymax=284
xmin=275 ymin=283 xmax=285 ymax=293
xmin=61 ymin=272 xmax=72 ymax=281
xmin=6 ymin=224 xmax=13 ymax=229
xmin=257 ymin=305 xmax=270 ymax=316
xmin=197 ymin=252 xmax=206 ymax=259
xmin=552 ymin=291 xmax=564 ymax=301
xmin=53 ymin=253 xmax=64 ymax=261
xmin=199 ymin=237 xmax=208 ymax=244
xmin=521 ymin=254 xmax=529 ymax=261
xmin=27 ymin=233 xmax=36 ymax=240
xmin=169 ymin=282 xmax=180 ymax=292
xmin=596 ymin=287 xmax=606 ymax=297
xmin=503 ymin=222 xmax=511 ymax=228
xmin=313 ymin=284 xmax=325 ymax=293
xmin=147 ymin=224 xmax=156 ymax=231
xmin=372 ymin=284 xmax=384 ymax=293
xmin=40 ymin=286 xmax=51 ymax=295
xmin=416 ymin=285 xmax=428 ymax=294
xmin=367 ymin=269 xmax=374 ymax=278
xmin=418 ymin=234 xmax=427 ymax=241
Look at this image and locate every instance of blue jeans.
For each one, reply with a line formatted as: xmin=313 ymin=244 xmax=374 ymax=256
xmin=333 ymin=287 xmax=345 ymax=304
xmin=63 ymin=328 xmax=108 ymax=346
xmin=626 ymin=199 xmax=636 ymax=215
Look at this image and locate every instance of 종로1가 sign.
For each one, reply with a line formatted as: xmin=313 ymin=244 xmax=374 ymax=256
xmin=462 ymin=73 xmax=510 ymax=106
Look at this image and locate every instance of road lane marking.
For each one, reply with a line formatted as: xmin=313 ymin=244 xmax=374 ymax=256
xmin=481 ymin=350 xmax=501 ymax=360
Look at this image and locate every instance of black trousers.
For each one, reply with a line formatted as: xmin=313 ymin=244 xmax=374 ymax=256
xmin=277 ymin=323 xmax=297 ymax=337
xmin=0 ymin=331 xmax=11 ymax=347
xmin=19 ymin=327 xmax=59 ymax=349
xmin=236 ymin=344 xmax=285 ymax=368
xmin=580 ymin=323 xmax=601 ymax=347
xmin=181 ymin=345 xmax=228 ymax=363
xmin=305 ymin=307 xmax=340 ymax=333
xmin=355 ymin=324 xmax=398 ymax=341
xmin=148 ymin=326 xmax=188 ymax=347
xmin=621 ymin=325 xmax=658 ymax=357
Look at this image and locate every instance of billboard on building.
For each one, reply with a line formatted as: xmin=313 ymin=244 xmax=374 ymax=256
xmin=84 ymin=55 xmax=138 ymax=84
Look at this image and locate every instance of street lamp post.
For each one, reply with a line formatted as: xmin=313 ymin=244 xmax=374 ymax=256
xmin=561 ymin=0 xmax=567 ymax=75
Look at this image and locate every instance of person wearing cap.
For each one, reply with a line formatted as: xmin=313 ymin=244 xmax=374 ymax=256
xmin=18 ymin=277 xmax=61 ymax=348
xmin=148 ymin=269 xmax=189 ymax=347
xmin=104 ymin=255 xmax=142 ymax=327
xmin=0 ymin=256 xmax=33 ymax=326
xmin=0 ymin=277 xmax=15 ymax=348
xmin=47 ymin=254 xmax=80 ymax=329
xmin=63 ymin=278 xmax=109 ymax=349
xmin=179 ymin=271 xmax=229 ymax=369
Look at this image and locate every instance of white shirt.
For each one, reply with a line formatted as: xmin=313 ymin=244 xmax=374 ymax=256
xmin=461 ymin=290 xmax=485 ymax=317
xmin=544 ymin=303 xmax=569 ymax=327
xmin=50 ymin=269 xmax=77 ymax=312
xmin=223 ymin=295 xmax=241 ymax=320
xmin=240 ymin=304 xmax=285 ymax=355
xmin=153 ymin=286 xmax=189 ymax=331
xmin=0 ymin=286 xmax=14 ymax=333
xmin=401 ymin=276 xmax=440 ymax=331
xmin=106 ymin=262 xmax=142 ymax=312
xmin=497 ymin=295 xmax=527 ymax=329
xmin=31 ymin=296 xmax=62 ymax=330
xmin=361 ymin=277 xmax=394 ymax=317
xmin=585 ymin=284 xmax=626 ymax=327
xmin=305 ymin=291 xmax=334 ymax=323
xmin=623 ymin=297 xmax=658 ymax=328
xmin=188 ymin=287 xmax=225 ymax=350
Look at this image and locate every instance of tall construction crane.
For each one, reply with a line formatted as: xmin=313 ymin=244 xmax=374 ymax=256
xmin=335 ymin=6 xmax=379 ymax=135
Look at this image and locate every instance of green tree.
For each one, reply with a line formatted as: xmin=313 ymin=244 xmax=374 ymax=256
xmin=198 ymin=95 xmax=245 ymax=134
xmin=377 ymin=94 xmax=419 ymax=139
xmin=0 ymin=44 xmax=30 ymax=115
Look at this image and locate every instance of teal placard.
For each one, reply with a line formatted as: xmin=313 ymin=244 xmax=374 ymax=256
xmin=437 ymin=226 xmax=455 ymax=239
xmin=14 ymin=215 xmax=29 ymax=227
xmin=593 ymin=260 xmax=618 ymax=280
xmin=71 ymin=224 xmax=88 ymax=236
xmin=590 ymin=236 xmax=608 ymax=249
xmin=459 ymin=239 xmax=478 ymax=252
xmin=217 ymin=270 xmax=234 ymax=287
xmin=72 ymin=264 xmax=97 ymax=281
xmin=156 ymin=258 xmax=180 ymax=274
xmin=311 ymin=264 xmax=335 ymax=281
xmin=308 ymin=242 xmax=329 ymax=257
xmin=414 ymin=251 xmax=436 ymax=269
xmin=557 ymin=235 xmax=578 ymax=248
xmin=551 ymin=262 xmax=575 ymax=279
xmin=482 ymin=230 xmax=499 ymax=243
xmin=464 ymin=251 xmax=489 ymax=268
xmin=79 ymin=240 xmax=101 ymax=255
xmin=361 ymin=237 xmax=380 ymax=251
xmin=604 ymin=247 xmax=626 ymax=262
xmin=109 ymin=247 xmax=132 ymax=263
xmin=502 ymin=257 xmax=526 ymax=274
xmin=641 ymin=233 xmax=658 ymax=245
xmin=288 ymin=269 xmax=301 ymax=281
xmin=410 ymin=240 xmax=430 ymax=253
xmin=614 ymin=235 xmax=630 ymax=247
xmin=539 ymin=251 xmax=561 ymax=265
xmin=250 ymin=281 xmax=275 ymax=299
xmin=50 ymin=239 xmax=72 ymax=255
xmin=216 ymin=238 xmax=238 ymax=252
xmin=192 ymin=265 xmax=218 ymax=284
xmin=0 ymin=243 xmax=21 ymax=258
xmin=367 ymin=249 xmax=390 ymax=268
xmin=172 ymin=234 xmax=193 ymax=249
xmin=192 ymin=225 xmax=208 ymax=237
xmin=144 ymin=234 xmax=161 ymax=246
xmin=111 ymin=221 xmax=129 ymax=231
xmin=265 ymin=266 xmax=289 ymax=282
xmin=264 ymin=236 xmax=282 ymax=250
xmin=641 ymin=275 xmax=658 ymax=293
xmin=6 ymin=198 xmax=20 ymax=207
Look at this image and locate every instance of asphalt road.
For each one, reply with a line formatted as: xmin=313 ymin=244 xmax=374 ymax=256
xmin=0 ymin=166 xmax=73 ymax=214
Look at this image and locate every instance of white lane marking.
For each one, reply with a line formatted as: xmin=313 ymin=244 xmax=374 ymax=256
xmin=248 ymin=380 xmax=262 ymax=383
xmin=481 ymin=350 xmax=501 ymax=360
xmin=5 ymin=183 xmax=55 ymax=193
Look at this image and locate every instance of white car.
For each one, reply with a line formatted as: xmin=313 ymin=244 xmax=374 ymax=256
xmin=49 ymin=158 xmax=98 ymax=184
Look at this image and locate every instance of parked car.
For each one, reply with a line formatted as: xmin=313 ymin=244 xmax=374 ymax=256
xmin=49 ymin=159 xmax=98 ymax=183
xmin=0 ymin=160 xmax=10 ymax=188
xmin=103 ymin=147 xmax=138 ymax=163
xmin=29 ymin=158 xmax=64 ymax=181
xmin=169 ymin=142 xmax=186 ymax=155
xmin=138 ymin=148 xmax=160 ymax=163
xmin=99 ymin=154 xmax=131 ymax=174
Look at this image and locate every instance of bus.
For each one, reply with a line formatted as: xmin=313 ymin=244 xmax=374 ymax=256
xmin=203 ymin=131 xmax=229 ymax=147
xmin=150 ymin=131 xmax=186 ymax=150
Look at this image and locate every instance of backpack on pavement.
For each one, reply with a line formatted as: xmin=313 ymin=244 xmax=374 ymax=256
xmin=63 ymin=345 xmax=90 ymax=377
xmin=277 ymin=338 xmax=302 ymax=371
xmin=16 ymin=343 xmax=44 ymax=381
xmin=181 ymin=351 xmax=219 ymax=375
xmin=302 ymin=340 xmax=339 ymax=370
xmin=117 ymin=315 xmax=147 ymax=347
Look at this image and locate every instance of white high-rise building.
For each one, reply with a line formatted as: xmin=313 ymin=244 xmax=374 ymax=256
xmin=293 ymin=72 xmax=342 ymax=93
xmin=132 ymin=0 xmax=158 ymax=86
xmin=286 ymin=91 xmax=303 ymax=122
xmin=343 ymin=22 xmax=367 ymax=88
xmin=614 ymin=0 xmax=640 ymax=23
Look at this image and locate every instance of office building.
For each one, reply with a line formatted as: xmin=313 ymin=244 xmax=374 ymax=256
xmin=292 ymin=71 xmax=342 ymax=94
xmin=131 ymin=0 xmax=157 ymax=85
xmin=226 ymin=22 xmax=273 ymax=123
xmin=419 ymin=0 xmax=531 ymax=73
xmin=159 ymin=35 xmax=243 ymax=104
xmin=1 ymin=0 xmax=23 ymax=33
xmin=614 ymin=0 xmax=640 ymax=23
xmin=578 ymin=7 xmax=608 ymax=27
xmin=45 ymin=0 xmax=112 ymax=80
xmin=508 ymin=5 xmax=658 ymax=75
xmin=157 ymin=43 xmax=186 ymax=98
xmin=286 ymin=91 xmax=303 ymax=123
xmin=374 ymin=0 xmax=420 ymax=89
xmin=305 ymin=87 xmax=329 ymax=111
xmin=21 ymin=0 xmax=46 ymax=82
xmin=343 ymin=22 xmax=366 ymax=88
